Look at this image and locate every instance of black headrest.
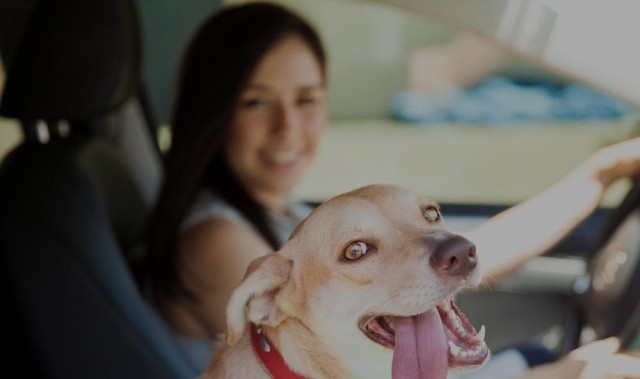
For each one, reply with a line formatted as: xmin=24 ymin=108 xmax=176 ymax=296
xmin=0 ymin=0 xmax=140 ymax=121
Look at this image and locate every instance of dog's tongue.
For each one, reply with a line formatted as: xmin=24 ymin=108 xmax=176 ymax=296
xmin=392 ymin=310 xmax=448 ymax=379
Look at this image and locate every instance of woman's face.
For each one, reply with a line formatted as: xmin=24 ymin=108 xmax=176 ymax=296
xmin=226 ymin=34 xmax=328 ymax=211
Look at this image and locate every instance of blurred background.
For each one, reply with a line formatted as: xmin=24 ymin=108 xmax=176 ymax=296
xmin=2 ymin=0 xmax=639 ymax=208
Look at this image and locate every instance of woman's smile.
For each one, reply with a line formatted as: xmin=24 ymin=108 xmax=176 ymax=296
xmin=262 ymin=148 xmax=303 ymax=167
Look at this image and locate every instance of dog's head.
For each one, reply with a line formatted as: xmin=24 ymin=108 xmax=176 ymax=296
xmin=226 ymin=184 xmax=489 ymax=379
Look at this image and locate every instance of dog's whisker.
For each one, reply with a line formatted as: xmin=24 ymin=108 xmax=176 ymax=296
xmin=479 ymin=277 xmax=495 ymax=291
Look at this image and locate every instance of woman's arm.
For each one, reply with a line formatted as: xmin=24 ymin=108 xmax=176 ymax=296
xmin=465 ymin=136 xmax=640 ymax=283
xmin=169 ymin=218 xmax=273 ymax=337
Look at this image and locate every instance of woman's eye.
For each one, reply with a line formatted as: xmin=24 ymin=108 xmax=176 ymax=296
xmin=297 ymin=96 xmax=316 ymax=106
xmin=241 ymin=98 xmax=269 ymax=109
xmin=344 ymin=241 xmax=368 ymax=260
xmin=424 ymin=207 xmax=440 ymax=223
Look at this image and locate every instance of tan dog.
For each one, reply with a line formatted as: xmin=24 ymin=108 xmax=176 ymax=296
xmin=202 ymin=184 xmax=489 ymax=379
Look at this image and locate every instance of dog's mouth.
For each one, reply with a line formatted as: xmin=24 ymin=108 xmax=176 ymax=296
xmin=359 ymin=299 xmax=489 ymax=371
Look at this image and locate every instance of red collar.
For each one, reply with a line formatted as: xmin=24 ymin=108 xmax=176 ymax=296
xmin=250 ymin=324 xmax=307 ymax=379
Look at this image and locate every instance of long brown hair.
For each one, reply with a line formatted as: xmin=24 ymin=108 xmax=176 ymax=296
xmin=145 ymin=2 xmax=326 ymax=300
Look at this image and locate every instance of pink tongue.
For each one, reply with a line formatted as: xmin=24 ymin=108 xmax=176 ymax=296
xmin=392 ymin=310 xmax=448 ymax=379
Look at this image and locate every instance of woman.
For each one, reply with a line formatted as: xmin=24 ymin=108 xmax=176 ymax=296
xmin=144 ymin=2 xmax=327 ymax=368
xmin=145 ymin=0 xmax=640 ymax=373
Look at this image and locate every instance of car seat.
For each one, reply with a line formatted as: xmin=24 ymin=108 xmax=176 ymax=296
xmin=0 ymin=0 xmax=199 ymax=377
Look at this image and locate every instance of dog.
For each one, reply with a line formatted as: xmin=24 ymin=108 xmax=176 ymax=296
xmin=201 ymin=184 xmax=489 ymax=379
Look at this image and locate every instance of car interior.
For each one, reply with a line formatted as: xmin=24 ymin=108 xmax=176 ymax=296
xmin=0 ymin=0 xmax=197 ymax=377
xmin=0 ymin=0 xmax=638 ymax=378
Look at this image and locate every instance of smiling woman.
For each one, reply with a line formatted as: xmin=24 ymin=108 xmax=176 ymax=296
xmin=225 ymin=34 xmax=327 ymax=209
xmin=143 ymin=2 xmax=329 ymax=371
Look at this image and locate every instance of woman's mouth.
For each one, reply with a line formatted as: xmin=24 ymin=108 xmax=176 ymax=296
xmin=264 ymin=149 xmax=302 ymax=166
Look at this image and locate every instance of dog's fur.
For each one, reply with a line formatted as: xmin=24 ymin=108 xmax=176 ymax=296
xmin=201 ymin=184 xmax=488 ymax=379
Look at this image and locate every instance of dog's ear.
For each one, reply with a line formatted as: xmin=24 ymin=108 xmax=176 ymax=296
xmin=226 ymin=253 xmax=292 ymax=346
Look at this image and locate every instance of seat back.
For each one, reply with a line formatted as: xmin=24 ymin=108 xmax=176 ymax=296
xmin=0 ymin=0 xmax=198 ymax=377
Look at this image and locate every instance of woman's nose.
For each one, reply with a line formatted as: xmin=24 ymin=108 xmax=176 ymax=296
xmin=273 ymin=104 xmax=301 ymax=141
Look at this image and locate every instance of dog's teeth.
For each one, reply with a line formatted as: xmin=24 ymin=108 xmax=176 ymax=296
xmin=476 ymin=325 xmax=486 ymax=342
xmin=448 ymin=310 xmax=463 ymax=329
xmin=448 ymin=341 xmax=462 ymax=356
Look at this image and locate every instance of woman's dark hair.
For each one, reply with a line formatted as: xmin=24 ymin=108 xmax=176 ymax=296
xmin=145 ymin=2 xmax=326 ymax=300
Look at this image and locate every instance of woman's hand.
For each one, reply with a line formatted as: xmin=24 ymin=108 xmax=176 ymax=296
xmin=578 ymin=136 xmax=640 ymax=188
xmin=521 ymin=337 xmax=640 ymax=379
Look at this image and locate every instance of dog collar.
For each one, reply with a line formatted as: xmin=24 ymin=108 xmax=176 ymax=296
xmin=250 ymin=324 xmax=307 ymax=379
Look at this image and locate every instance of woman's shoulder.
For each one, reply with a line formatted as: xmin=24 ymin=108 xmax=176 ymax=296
xmin=181 ymin=189 xmax=251 ymax=232
xmin=180 ymin=190 xmax=271 ymax=256
xmin=179 ymin=215 xmax=273 ymax=277
xmin=181 ymin=216 xmax=267 ymax=253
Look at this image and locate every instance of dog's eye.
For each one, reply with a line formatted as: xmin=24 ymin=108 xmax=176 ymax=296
xmin=344 ymin=241 xmax=368 ymax=260
xmin=424 ymin=206 xmax=440 ymax=223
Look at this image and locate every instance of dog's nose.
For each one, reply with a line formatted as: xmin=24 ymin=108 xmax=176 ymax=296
xmin=430 ymin=235 xmax=477 ymax=276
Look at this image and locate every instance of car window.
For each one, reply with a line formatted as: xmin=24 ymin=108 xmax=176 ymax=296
xmin=136 ymin=0 xmax=223 ymax=125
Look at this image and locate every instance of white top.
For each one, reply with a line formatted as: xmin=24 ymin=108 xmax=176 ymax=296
xmin=181 ymin=188 xmax=313 ymax=246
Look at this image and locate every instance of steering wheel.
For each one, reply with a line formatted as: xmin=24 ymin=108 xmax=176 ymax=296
xmin=581 ymin=176 xmax=640 ymax=348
